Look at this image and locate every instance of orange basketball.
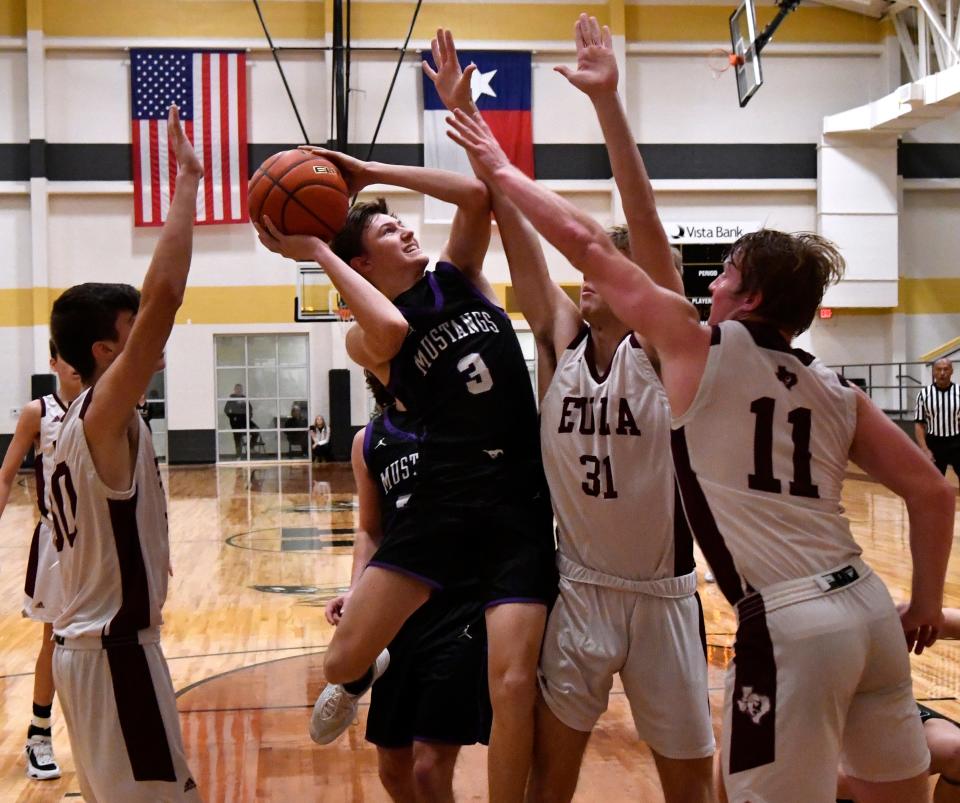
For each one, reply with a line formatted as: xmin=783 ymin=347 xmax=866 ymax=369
xmin=248 ymin=150 xmax=350 ymax=242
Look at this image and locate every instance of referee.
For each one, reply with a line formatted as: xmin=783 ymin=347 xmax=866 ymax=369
xmin=915 ymin=358 xmax=960 ymax=477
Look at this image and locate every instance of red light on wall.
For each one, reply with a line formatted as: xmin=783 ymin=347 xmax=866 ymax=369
xmin=819 ymin=308 xmax=833 ymax=319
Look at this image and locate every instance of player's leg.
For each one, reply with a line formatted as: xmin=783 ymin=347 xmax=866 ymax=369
xmin=526 ymin=698 xmax=591 ymax=802
xmin=839 ymin=576 xmax=932 ymax=803
xmin=926 ymin=717 xmax=960 ymax=803
xmin=649 ymin=753 xmax=714 ymax=803
xmin=411 ymin=742 xmax=460 ymax=803
xmin=620 ymin=590 xmax=714 ymax=803
xmin=529 ymin=582 xmax=622 ymax=802
xmin=25 ymin=622 xmax=60 ymax=780
xmin=323 ymin=566 xmax=430 ymax=684
xmin=376 ymin=746 xmax=416 ymax=802
xmin=485 ymin=601 xmax=548 ymax=803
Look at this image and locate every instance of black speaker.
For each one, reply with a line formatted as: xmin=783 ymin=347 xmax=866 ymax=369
xmin=328 ymin=369 xmax=352 ymax=461
xmin=31 ymin=373 xmax=57 ymax=400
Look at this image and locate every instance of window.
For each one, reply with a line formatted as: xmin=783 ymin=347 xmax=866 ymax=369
xmin=215 ymin=334 xmax=310 ymax=462
xmin=143 ymin=371 xmax=168 ymax=463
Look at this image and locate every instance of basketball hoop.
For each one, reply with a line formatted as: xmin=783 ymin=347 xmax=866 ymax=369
xmin=707 ymin=48 xmax=744 ymax=79
xmin=336 ymin=304 xmax=354 ymax=323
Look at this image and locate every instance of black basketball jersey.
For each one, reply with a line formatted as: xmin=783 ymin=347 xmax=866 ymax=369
xmin=363 ymin=406 xmax=421 ymax=534
xmin=387 ymin=262 xmax=543 ymax=504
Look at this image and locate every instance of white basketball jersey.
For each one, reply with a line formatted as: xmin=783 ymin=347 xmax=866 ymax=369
xmin=540 ymin=328 xmax=691 ymax=581
xmin=34 ymin=393 xmax=68 ymax=524
xmin=51 ymin=388 xmax=169 ymax=640
xmin=672 ymin=320 xmax=861 ymax=601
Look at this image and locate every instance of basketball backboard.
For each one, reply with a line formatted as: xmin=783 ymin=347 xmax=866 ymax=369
xmin=730 ymin=0 xmax=763 ymax=107
xmin=294 ymin=263 xmax=353 ymax=322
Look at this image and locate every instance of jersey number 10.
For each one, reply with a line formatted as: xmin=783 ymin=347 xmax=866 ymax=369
xmin=748 ymin=397 xmax=820 ymax=499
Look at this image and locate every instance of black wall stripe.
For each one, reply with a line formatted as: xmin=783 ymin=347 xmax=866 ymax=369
xmin=3 ymin=140 xmax=959 ymax=182
xmin=168 ymin=429 xmax=215 ymax=465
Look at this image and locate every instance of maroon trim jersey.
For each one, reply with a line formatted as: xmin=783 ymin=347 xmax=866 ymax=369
xmin=671 ymin=320 xmax=861 ymax=604
xmin=34 ymin=393 xmax=68 ymax=523
xmin=540 ymin=327 xmax=693 ymax=580
xmin=51 ymin=388 xmax=169 ymax=639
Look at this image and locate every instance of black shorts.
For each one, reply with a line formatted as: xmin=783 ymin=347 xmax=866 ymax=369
xmin=368 ymin=494 xmax=558 ymax=608
xmin=366 ymin=595 xmax=491 ymax=748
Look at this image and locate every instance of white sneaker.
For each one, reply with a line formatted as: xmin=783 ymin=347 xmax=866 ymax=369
xmin=704 ymin=570 xmax=716 ymax=583
xmin=309 ymin=649 xmax=390 ymax=745
xmin=25 ymin=735 xmax=61 ymax=780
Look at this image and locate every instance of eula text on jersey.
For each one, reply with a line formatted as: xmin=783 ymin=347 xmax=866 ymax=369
xmin=558 ymin=395 xmax=643 ymax=437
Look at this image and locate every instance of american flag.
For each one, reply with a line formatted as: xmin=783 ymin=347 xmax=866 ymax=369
xmin=131 ymin=49 xmax=248 ymax=227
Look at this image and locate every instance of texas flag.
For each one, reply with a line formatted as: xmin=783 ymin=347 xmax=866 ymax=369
xmin=422 ymin=51 xmax=533 ymax=222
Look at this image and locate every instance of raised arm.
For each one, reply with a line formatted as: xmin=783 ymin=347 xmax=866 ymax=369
xmin=0 ymin=401 xmax=40 ymax=519
xmin=850 ymin=391 xmax=954 ymax=654
xmin=84 ymin=105 xmax=202 ymax=441
xmin=556 ymin=14 xmax=683 ymax=297
xmin=423 ymin=28 xmax=580 ymax=362
xmin=446 ymin=108 xmax=710 ymax=414
xmin=299 ymin=145 xmax=491 ymax=279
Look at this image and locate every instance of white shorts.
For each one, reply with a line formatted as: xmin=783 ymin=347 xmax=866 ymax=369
xmin=722 ymin=557 xmax=929 ymax=803
xmin=23 ymin=519 xmax=62 ymax=623
xmin=538 ymin=559 xmax=715 ymax=760
xmin=52 ymin=631 xmax=200 ymax=803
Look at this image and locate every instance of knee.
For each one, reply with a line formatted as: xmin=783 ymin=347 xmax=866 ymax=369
xmin=488 ymin=662 xmax=539 ymax=713
xmin=412 ymin=749 xmax=454 ymax=798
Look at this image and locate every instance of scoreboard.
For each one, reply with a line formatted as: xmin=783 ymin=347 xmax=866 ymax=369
xmin=678 ymin=243 xmax=726 ymax=321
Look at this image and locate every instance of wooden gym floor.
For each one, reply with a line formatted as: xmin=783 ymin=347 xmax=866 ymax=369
xmin=0 ymin=461 xmax=957 ymax=802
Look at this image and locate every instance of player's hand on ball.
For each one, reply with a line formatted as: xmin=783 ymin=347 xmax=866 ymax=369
xmin=899 ymin=602 xmax=944 ymax=655
xmin=445 ymin=108 xmax=511 ymax=181
xmin=298 ymin=145 xmax=369 ymax=195
xmin=555 ymin=14 xmax=618 ymax=98
xmin=255 ymin=216 xmax=328 ymax=263
xmin=168 ymin=104 xmax=203 ymax=179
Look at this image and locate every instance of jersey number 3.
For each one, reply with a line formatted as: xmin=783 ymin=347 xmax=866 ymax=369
xmin=748 ymin=397 xmax=819 ymax=499
xmin=457 ymin=353 xmax=493 ymax=395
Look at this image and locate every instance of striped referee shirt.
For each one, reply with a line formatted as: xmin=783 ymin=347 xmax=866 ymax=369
xmin=915 ymin=382 xmax=960 ymax=437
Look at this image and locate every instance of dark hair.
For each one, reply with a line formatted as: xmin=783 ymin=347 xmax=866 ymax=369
xmin=331 ymin=198 xmax=392 ymax=265
xmin=50 ymin=283 xmax=141 ymax=382
xmin=728 ymin=230 xmax=844 ymax=337
xmin=49 ymin=339 xmax=58 ymax=360
xmin=364 ymin=370 xmax=394 ymax=414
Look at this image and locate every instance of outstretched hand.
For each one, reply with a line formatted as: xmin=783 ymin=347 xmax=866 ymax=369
xmin=168 ymin=104 xmax=203 ymax=179
xmin=898 ymin=600 xmax=944 ymax=655
xmin=254 ymin=216 xmax=328 ymax=263
xmin=422 ymin=28 xmax=477 ymax=113
xmin=297 ymin=145 xmax=369 ymax=195
xmin=555 ymin=13 xmax=618 ymax=98
xmin=445 ymin=108 xmax=511 ymax=182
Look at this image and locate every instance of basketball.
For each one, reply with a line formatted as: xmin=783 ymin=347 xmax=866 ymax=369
xmin=248 ymin=150 xmax=350 ymax=241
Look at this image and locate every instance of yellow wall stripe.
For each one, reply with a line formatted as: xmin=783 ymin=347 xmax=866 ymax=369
xmin=920 ymin=335 xmax=960 ymax=363
xmin=4 ymin=277 xmax=959 ymax=328
xmin=12 ymin=1 xmax=885 ymax=44
xmin=40 ymin=0 xmax=325 ymax=39
xmin=899 ymin=278 xmax=960 ymax=316
xmin=0 ymin=0 xmax=27 ymax=36
xmin=626 ymin=5 xmax=890 ymax=44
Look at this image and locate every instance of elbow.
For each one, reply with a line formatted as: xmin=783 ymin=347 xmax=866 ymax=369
xmin=461 ymin=178 xmax=490 ymax=213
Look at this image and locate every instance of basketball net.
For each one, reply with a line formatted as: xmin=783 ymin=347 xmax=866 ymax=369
xmin=707 ymin=48 xmax=744 ymax=80
xmin=336 ymin=302 xmax=354 ymax=323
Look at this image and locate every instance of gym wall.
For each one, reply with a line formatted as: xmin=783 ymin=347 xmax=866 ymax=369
xmin=1 ymin=0 xmax=959 ymax=454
